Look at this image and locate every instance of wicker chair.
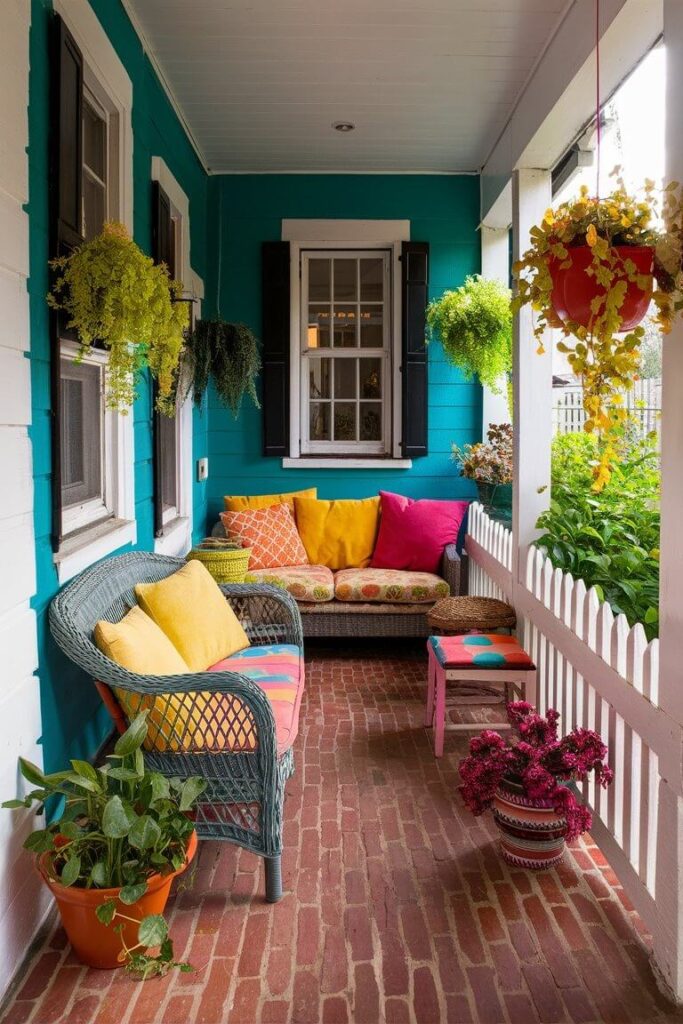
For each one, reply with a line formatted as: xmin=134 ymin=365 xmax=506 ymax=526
xmin=49 ymin=551 xmax=305 ymax=903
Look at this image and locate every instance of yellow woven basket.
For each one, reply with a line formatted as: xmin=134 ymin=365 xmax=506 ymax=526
xmin=186 ymin=545 xmax=252 ymax=584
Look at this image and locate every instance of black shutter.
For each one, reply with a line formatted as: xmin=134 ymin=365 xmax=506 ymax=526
xmin=401 ymin=241 xmax=429 ymax=458
xmin=49 ymin=15 xmax=84 ymax=550
xmin=261 ymin=242 xmax=290 ymax=456
xmin=151 ymin=181 xmax=173 ymax=537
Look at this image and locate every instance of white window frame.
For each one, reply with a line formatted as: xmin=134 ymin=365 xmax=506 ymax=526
xmin=151 ymin=157 xmax=204 ymax=557
xmin=282 ymin=220 xmax=412 ymax=469
xmin=54 ymin=0 xmax=136 ymax=584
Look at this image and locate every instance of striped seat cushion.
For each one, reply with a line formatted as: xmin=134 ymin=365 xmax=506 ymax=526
xmin=429 ymin=634 xmax=534 ymax=669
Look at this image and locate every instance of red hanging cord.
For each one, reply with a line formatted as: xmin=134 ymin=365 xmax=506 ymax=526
xmin=595 ymin=0 xmax=601 ymax=197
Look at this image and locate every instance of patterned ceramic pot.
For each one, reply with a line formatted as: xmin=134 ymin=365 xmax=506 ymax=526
xmin=493 ymin=775 xmax=567 ymax=870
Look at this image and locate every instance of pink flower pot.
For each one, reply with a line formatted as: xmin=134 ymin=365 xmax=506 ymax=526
xmin=493 ymin=776 xmax=567 ymax=870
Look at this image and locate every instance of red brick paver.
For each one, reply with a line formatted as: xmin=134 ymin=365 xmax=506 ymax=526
xmin=2 ymin=643 xmax=682 ymax=1024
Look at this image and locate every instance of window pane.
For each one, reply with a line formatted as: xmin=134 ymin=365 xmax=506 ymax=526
xmin=334 ymin=359 xmax=356 ymax=399
xmin=360 ymin=305 xmax=384 ymax=348
xmin=360 ymin=403 xmax=382 ymax=441
xmin=83 ymin=175 xmax=106 ymax=241
xmin=333 ymin=305 xmax=357 ymax=347
xmin=83 ymin=100 xmax=106 ymax=180
xmin=334 ymin=402 xmax=357 ymax=442
xmin=309 ymin=258 xmax=330 ymax=302
xmin=309 ymin=359 xmax=330 ymax=399
xmin=159 ymin=413 xmax=177 ymax=512
xmin=334 ymin=259 xmax=357 ymax=302
xmin=60 ymin=359 xmax=102 ymax=509
xmin=360 ymin=358 xmax=382 ymax=399
xmin=310 ymin=402 xmax=330 ymax=441
xmin=360 ymin=258 xmax=384 ymax=301
xmin=308 ymin=305 xmax=330 ymax=348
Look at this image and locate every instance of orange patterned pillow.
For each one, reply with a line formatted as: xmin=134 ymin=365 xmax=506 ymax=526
xmin=220 ymin=504 xmax=309 ymax=571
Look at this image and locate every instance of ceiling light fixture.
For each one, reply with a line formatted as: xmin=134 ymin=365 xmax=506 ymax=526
xmin=332 ymin=121 xmax=355 ymax=132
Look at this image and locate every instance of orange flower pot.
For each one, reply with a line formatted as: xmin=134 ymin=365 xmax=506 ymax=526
xmin=37 ymin=830 xmax=198 ymax=969
xmin=548 ymin=244 xmax=653 ymax=331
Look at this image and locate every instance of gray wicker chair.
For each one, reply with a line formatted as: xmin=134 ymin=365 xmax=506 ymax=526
xmin=49 ymin=551 xmax=305 ymax=903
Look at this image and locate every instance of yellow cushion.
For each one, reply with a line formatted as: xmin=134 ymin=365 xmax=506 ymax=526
xmin=94 ymin=606 xmax=190 ymax=676
xmin=224 ymin=488 xmax=317 ymax=513
xmin=135 ymin=560 xmax=249 ymax=672
xmin=293 ymin=496 xmax=381 ymax=571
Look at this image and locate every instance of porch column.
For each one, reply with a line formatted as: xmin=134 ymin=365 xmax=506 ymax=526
xmin=480 ymin=226 xmax=511 ymax=433
xmin=652 ymin=0 xmax=683 ymax=1002
xmin=511 ymin=169 xmax=553 ymax=574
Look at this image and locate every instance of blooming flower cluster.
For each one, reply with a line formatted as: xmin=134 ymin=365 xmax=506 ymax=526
xmin=451 ymin=423 xmax=513 ymax=485
xmin=459 ymin=701 xmax=613 ymax=842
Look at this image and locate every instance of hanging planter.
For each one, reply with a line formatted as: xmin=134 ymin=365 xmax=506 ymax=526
xmin=47 ymin=222 xmax=189 ymax=415
xmin=181 ymin=318 xmax=261 ymax=418
xmin=512 ymin=177 xmax=683 ymax=489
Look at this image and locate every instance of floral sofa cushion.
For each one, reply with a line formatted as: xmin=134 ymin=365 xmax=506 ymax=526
xmin=333 ymin=568 xmax=450 ymax=604
xmin=245 ymin=564 xmax=335 ymax=603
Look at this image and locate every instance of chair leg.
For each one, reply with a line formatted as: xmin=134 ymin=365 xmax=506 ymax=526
xmin=425 ymin=649 xmax=437 ymax=727
xmin=433 ymin=667 xmax=446 ymax=758
xmin=525 ymin=669 xmax=538 ymax=709
xmin=265 ymin=855 xmax=283 ymax=903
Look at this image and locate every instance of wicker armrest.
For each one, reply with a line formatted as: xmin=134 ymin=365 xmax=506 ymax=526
xmin=441 ymin=544 xmax=462 ymax=596
xmin=219 ymin=583 xmax=304 ymax=648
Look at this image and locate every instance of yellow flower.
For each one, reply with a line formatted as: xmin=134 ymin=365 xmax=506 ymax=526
xmin=586 ymin=224 xmax=598 ymax=247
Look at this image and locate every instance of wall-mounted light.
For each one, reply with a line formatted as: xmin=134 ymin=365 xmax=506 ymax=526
xmin=332 ymin=121 xmax=355 ymax=132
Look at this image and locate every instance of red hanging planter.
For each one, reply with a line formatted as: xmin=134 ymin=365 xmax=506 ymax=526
xmin=548 ymin=244 xmax=654 ymax=332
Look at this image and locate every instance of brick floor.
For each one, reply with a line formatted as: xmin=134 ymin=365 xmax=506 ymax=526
xmin=3 ymin=643 xmax=683 ymax=1024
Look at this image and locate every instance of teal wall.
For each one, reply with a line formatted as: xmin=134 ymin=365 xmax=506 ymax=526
xmin=28 ymin=0 xmax=211 ymax=774
xmin=205 ymin=174 xmax=482 ymax=524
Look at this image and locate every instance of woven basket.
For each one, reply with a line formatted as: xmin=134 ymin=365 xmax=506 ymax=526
xmin=427 ymin=596 xmax=516 ymax=633
xmin=186 ymin=545 xmax=252 ymax=584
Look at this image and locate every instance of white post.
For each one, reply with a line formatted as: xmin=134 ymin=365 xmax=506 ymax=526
xmin=480 ymin=225 xmax=512 ymax=434
xmin=652 ymin=0 xmax=683 ymax=1002
xmin=511 ymin=169 xmax=554 ymax=574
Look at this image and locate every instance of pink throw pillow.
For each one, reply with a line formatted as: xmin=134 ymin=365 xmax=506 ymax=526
xmin=370 ymin=492 xmax=469 ymax=574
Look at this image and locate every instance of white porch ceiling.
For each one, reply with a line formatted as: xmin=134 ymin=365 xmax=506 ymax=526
xmin=125 ymin=0 xmax=572 ymax=173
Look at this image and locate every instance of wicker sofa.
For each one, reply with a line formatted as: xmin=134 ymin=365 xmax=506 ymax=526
xmin=212 ymin=519 xmax=462 ymax=637
xmin=49 ymin=552 xmax=305 ymax=903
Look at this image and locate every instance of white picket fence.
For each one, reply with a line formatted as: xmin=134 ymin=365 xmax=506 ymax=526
xmin=553 ymin=379 xmax=661 ymax=438
xmin=466 ymin=502 xmax=666 ymax=932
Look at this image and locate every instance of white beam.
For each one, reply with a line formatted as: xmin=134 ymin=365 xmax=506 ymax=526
xmin=511 ymin=169 xmax=553 ymax=563
xmin=480 ymin=226 xmax=511 ymax=435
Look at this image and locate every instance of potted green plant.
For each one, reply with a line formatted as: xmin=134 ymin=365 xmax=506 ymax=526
xmin=512 ymin=175 xmax=683 ymax=489
xmin=182 ymin=318 xmax=261 ymax=417
xmin=48 ymin=222 xmax=189 ymax=415
xmin=426 ymin=275 xmax=512 ymax=404
xmin=3 ymin=713 xmax=205 ymax=976
xmin=452 ymin=423 xmax=513 ymax=520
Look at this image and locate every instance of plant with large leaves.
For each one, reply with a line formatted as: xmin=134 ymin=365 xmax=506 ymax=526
xmin=3 ymin=712 xmax=205 ymax=977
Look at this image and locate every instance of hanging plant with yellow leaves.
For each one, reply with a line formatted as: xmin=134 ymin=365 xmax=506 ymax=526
xmin=48 ymin=222 xmax=189 ymax=415
xmin=512 ymin=173 xmax=683 ymax=489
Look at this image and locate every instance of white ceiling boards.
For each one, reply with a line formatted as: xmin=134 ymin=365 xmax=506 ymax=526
xmin=124 ymin=0 xmax=570 ymax=173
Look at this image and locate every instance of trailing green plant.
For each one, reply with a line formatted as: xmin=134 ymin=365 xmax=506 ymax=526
xmin=452 ymin=423 xmax=513 ymax=485
xmin=3 ymin=712 xmax=205 ymax=978
xmin=427 ymin=275 xmax=512 ymax=394
xmin=536 ymin=432 xmax=660 ymax=639
xmin=48 ymin=222 xmax=189 ymax=415
xmin=183 ymin=318 xmax=261 ymax=417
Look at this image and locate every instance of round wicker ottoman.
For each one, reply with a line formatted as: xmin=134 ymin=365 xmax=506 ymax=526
xmin=427 ymin=596 xmax=516 ymax=635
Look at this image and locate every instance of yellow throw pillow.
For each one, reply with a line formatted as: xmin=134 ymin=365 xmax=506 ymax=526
xmin=94 ymin=605 xmax=190 ymax=676
xmin=224 ymin=487 xmax=317 ymax=513
xmin=135 ymin=560 xmax=249 ymax=672
xmin=293 ymin=496 xmax=381 ymax=571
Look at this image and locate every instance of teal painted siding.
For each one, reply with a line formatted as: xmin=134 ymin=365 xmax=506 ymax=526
xmin=27 ymin=0 xmax=210 ymax=774
xmin=205 ymin=174 xmax=482 ymax=523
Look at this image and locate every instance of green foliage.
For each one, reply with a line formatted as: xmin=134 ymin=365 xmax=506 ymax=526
xmin=3 ymin=713 xmax=205 ymax=978
xmin=427 ymin=275 xmax=512 ymax=393
xmin=48 ymin=223 xmax=189 ymax=415
xmin=183 ymin=318 xmax=261 ymax=417
xmin=536 ymin=432 xmax=660 ymax=639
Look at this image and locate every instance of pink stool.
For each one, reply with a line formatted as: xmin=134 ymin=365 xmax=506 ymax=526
xmin=425 ymin=634 xmax=537 ymax=757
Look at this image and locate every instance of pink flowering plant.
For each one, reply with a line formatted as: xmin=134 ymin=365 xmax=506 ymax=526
xmin=459 ymin=701 xmax=613 ymax=841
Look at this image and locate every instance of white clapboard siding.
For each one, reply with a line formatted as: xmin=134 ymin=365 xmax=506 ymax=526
xmin=466 ymin=502 xmax=664 ymax=936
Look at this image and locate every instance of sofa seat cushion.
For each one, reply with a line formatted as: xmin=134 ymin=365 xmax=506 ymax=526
xmin=245 ymin=564 xmax=334 ymax=603
xmin=334 ymin=568 xmax=450 ymax=604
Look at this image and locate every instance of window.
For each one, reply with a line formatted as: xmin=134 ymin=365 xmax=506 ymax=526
xmin=301 ymin=250 xmax=392 ymax=455
xmin=158 ymin=204 xmax=182 ymax=527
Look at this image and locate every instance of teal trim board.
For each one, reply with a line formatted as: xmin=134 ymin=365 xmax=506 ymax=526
xmin=27 ymin=0 xmax=211 ymax=774
xmin=205 ymin=174 xmax=482 ymax=523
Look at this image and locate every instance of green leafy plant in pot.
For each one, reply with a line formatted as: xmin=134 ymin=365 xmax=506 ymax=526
xmin=182 ymin=318 xmax=261 ymax=417
xmin=452 ymin=424 xmax=513 ymax=520
xmin=3 ymin=712 xmax=205 ymax=976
